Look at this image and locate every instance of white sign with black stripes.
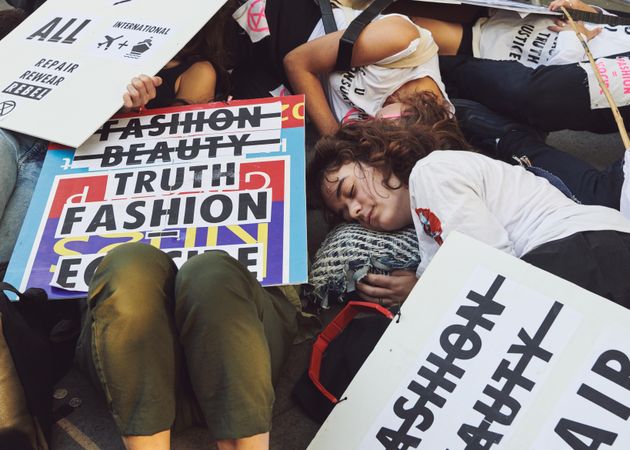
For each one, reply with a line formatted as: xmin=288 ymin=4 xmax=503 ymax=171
xmin=309 ymin=232 xmax=630 ymax=450
xmin=0 ymin=0 xmax=227 ymax=147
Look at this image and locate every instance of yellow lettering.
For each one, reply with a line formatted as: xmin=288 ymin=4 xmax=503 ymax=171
xmin=54 ymin=236 xmax=89 ymax=256
xmin=292 ymin=101 xmax=305 ymax=120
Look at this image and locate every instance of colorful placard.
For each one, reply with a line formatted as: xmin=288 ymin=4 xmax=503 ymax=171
xmin=5 ymin=96 xmax=308 ymax=299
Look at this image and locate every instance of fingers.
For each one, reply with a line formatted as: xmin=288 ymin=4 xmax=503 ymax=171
xmin=361 ymin=273 xmax=395 ymax=289
xmin=548 ymin=25 xmax=565 ymax=33
xmin=590 ymin=26 xmax=603 ymax=40
xmin=356 ymin=288 xmax=397 ymax=307
xmin=547 ymin=18 xmax=567 ymax=33
xmin=122 ymin=74 xmax=162 ymax=110
xmin=356 ymin=270 xmax=417 ymax=306
xmin=122 ymin=92 xmax=133 ymax=109
xmin=356 ymin=279 xmax=394 ymax=300
xmin=549 ymin=0 xmax=572 ymax=11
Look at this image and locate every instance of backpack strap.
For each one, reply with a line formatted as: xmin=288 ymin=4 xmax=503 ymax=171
xmin=1 ymin=281 xmax=48 ymax=303
xmin=334 ymin=0 xmax=398 ymax=72
xmin=317 ymin=0 xmax=338 ymax=34
xmin=0 ymin=281 xmax=27 ymax=301
xmin=309 ymin=300 xmax=393 ymax=403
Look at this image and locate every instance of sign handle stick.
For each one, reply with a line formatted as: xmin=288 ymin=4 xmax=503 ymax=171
xmin=562 ymin=6 xmax=630 ymax=151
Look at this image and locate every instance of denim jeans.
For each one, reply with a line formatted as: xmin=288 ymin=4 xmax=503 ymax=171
xmin=440 ymin=54 xmax=630 ymax=134
xmin=499 ymin=130 xmax=624 ymax=210
xmin=0 ymin=128 xmax=47 ymax=267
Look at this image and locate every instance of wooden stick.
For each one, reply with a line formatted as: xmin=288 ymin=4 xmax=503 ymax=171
xmin=562 ymin=6 xmax=630 ymax=150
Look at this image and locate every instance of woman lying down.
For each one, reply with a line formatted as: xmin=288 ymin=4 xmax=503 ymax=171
xmin=307 ymin=96 xmax=630 ymax=310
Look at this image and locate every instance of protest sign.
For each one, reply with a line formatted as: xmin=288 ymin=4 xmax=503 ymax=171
xmin=0 ymin=0 xmax=227 ymax=147
xmin=4 ymin=96 xmax=308 ymax=299
xmin=412 ymin=0 xmax=630 ymax=16
xmin=309 ymin=232 xmax=630 ymax=450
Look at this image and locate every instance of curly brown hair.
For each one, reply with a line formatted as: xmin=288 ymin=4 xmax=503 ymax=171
xmin=308 ymin=92 xmax=472 ymax=222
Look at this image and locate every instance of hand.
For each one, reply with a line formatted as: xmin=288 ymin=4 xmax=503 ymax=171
xmin=548 ymin=19 xmax=602 ymax=41
xmin=548 ymin=0 xmax=598 ymax=13
xmin=356 ymin=270 xmax=418 ymax=307
xmin=121 ymin=75 xmax=162 ymax=111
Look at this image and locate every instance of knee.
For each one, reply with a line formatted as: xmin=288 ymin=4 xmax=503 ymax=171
xmin=89 ymin=243 xmax=176 ymax=325
xmin=96 ymin=243 xmax=173 ymax=284
xmin=175 ymin=251 xmax=257 ymax=318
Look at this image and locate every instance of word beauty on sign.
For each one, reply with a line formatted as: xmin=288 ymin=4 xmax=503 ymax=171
xmin=309 ymin=232 xmax=630 ymax=450
xmin=0 ymin=0 xmax=228 ymax=147
xmin=4 ymin=96 xmax=308 ymax=299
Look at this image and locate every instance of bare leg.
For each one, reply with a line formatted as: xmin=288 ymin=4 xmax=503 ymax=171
xmin=123 ymin=430 xmax=170 ymax=450
xmin=217 ymin=432 xmax=270 ymax=450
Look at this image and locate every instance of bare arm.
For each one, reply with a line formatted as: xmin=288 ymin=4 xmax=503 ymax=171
xmin=174 ymin=60 xmax=217 ymax=104
xmin=284 ymin=15 xmax=420 ymax=135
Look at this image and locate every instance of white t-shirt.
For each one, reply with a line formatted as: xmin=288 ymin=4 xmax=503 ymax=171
xmin=473 ymin=9 xmax=630 ymax=68
xmin=409 ymin=151 xmax=630 ymax=276
xmin=308 ymin=9 xmax=451 ymax=123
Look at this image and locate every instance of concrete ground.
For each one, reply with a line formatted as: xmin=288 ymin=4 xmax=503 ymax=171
xmin=1 ymin=0 xmax=628 ymax=448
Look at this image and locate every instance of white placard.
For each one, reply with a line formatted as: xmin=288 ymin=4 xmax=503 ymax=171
xmin=310 ymin=232 xmax=630 ymax=449
xmin=0 ymin=0 xmax=227 ymax=147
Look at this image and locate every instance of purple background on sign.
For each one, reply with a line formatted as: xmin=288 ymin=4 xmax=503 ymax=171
xmin=25 ymin=201 xmax=285 ymax=298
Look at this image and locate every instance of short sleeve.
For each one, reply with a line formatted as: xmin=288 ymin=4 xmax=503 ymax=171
xmin=409 ymin=153 xmax=516 ymax=275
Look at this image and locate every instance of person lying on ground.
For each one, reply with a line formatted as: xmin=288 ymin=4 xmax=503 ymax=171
xmin=283 ymin=9 xmax=452 ymax=135
xmin=308 ymin=113 xmax=630 ymax=310
xmin=414 ymin=0 xmax=620 ymax=66
xmin=75 ymin=244 xmax=310 ymax=450
xmin=454 ymin=98 xmax=626 ymax=211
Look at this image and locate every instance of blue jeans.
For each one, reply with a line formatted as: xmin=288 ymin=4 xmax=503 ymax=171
xmin=440 ymin=54 xmax=630 ymax=134
xmin=499 ymin=130 xmax=623 ymax=210
xmin=0 ymin=128 xmax=47 ymax=268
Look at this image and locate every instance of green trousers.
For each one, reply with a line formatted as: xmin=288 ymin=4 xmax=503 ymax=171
xmin=75 ymin=243 xmax=299 ymax=440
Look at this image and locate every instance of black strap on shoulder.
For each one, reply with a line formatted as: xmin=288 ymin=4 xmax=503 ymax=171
xmin=318 ymin=0 xmax=338 ymax=34
xmin=334 ymin=0 xmax=397 ymax=72
xmin=0 ymin=281 xmax=27 ymax=301
xmin=1 ymin=281 xmax=48 ymax=303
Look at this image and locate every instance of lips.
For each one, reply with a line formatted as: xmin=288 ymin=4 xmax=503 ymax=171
xmin=366 ymin=209 xmax=374 ymax=227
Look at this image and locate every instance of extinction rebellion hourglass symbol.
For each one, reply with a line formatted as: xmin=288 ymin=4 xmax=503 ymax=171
xmin=0 ymin=101 xmax=16 ymax=117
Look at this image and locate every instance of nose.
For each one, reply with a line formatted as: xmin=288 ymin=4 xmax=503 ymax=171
xmin=348 ymin=199 xmax=362 ymax=221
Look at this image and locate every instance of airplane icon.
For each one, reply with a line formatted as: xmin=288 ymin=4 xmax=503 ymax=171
xmin=97 ymin=35 xmax=123 ymax=50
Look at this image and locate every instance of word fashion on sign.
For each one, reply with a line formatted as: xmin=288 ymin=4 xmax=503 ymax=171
xmin=310 ymin=233 xmax=630 ymax=450
xmin=5 ymin=97 xmax=308 ymax=299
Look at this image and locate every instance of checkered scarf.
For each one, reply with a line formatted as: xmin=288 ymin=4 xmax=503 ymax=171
xmin=307 ymin=223 xmax=421 ymax=308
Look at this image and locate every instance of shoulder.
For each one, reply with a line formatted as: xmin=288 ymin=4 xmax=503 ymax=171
xmin=178 ymin=60 xmax=217 ymax=91
xmin=410 ymin=151 xmax=502 ymax=191
xmin=375 ymin=14 xmax=420 ymax=42
xmin=412 ymin=150 xmax=487 ymax=172
xmin=181 ymin=60 xmax=217 ymax=81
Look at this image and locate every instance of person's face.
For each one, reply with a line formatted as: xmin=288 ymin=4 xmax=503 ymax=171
xmin=321 ymin=162 xmax=412 ymax=232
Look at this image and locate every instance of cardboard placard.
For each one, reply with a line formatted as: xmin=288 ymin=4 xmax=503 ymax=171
xmin=0 ymin=0 xmax=227 ymax=147
xmin=310 ymin=232 xmax=630 ymax=449
xmin=5 ymin=96 xmax=308 ymax=298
